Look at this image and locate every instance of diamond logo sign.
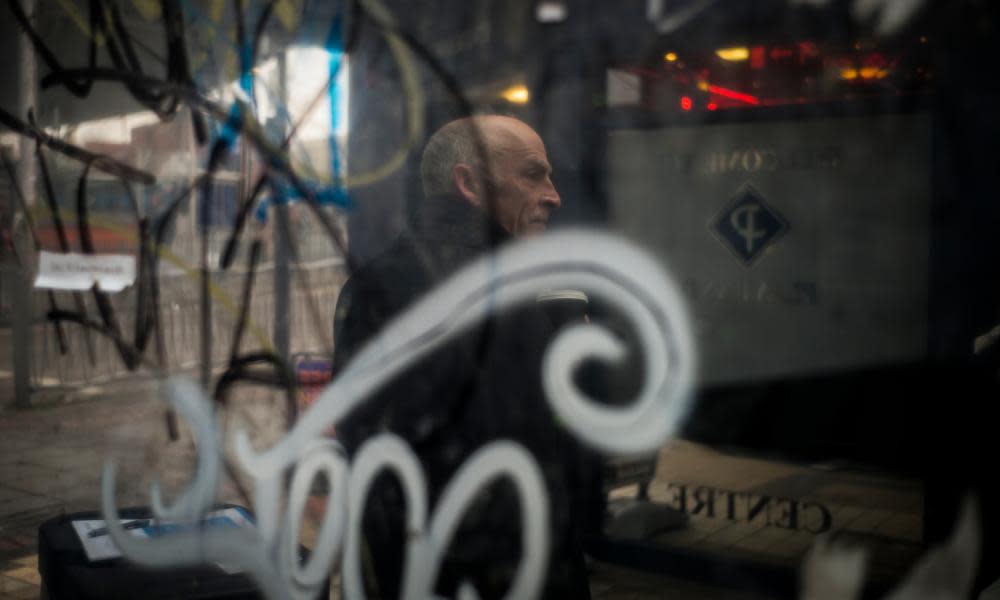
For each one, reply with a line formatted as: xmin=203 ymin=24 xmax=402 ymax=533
xmin=710 ymin=185 xmax=789 ymax=267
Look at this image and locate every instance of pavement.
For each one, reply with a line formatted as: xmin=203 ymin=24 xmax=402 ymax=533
xmin=0 ymin=379 xmax=787 ymax=600
xmin=0 ymin=380 xmax=267 ymax=599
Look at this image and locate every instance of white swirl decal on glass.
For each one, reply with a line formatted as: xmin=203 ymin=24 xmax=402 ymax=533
xmin=99 ymin=228 xmax=696 ymax=599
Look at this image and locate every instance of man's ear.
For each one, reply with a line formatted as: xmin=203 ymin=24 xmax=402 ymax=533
xmin=452 ymin=163 xmax=482 ymax=208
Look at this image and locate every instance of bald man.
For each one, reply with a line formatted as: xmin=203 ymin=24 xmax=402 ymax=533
xmin=420 ymin=115 xmax=561 ymax=236
xmin=333 ymin=116 xmax=591 ymax=599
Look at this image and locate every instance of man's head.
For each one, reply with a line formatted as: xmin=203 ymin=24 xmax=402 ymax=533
xmin=420 ymin=115 xmax=561 ymax=236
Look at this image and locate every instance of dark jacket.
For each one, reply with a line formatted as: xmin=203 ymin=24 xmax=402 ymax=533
xmin=332 ymin=195 xmax=593 ymax=599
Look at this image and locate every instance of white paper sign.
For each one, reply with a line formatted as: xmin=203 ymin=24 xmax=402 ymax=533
xmin=71 ymin=518 xmax=152 ymax=561
xmin=34 ymin=251 xmax=136 ymax=293
xmin=71 ymin=507 xmax=254 ymax=562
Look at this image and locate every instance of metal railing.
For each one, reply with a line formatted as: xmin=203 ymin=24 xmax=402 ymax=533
xmin=3 ymin=252 xmax=347 ymax=408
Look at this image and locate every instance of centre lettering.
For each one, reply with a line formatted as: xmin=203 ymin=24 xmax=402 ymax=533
xmin=662 ymin=482 xmax=832 ymax=533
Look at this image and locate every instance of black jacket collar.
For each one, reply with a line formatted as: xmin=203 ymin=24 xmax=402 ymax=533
xmin=415 ymin=194 xmax=511 ymax=252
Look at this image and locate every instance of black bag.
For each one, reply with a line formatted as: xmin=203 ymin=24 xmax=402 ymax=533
xmin=38 ymin=505 xmax=326 ymax=600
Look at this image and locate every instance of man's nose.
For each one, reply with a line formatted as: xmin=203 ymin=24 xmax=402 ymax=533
xmin=542 ymin=181 xmax=561 ymax=209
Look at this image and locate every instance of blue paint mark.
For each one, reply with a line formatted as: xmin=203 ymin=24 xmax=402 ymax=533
xmin=240 ymin=44 xmax=255 ymax=98
xmin=254 ymin=196 xmax=269 ymax=222
xmin=257 ymin=12 xmax=352 ymax=223
xmin=220 ymin=102 xmax=243 ymax=147
xmin=257 ymin=179 xmax=285 ymax=222
xmin=180 ymin=4 xmax=352 ymax=223
xmin=254 ymin=179 xmax=352 ymax=222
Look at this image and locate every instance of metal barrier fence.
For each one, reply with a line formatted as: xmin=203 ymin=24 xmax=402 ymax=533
xmin=3 ymin=257 xmax=346 ymax=407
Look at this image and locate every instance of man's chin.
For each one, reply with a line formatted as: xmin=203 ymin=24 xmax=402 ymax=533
xmin=521 ymin=221 xmax=548 ymax=235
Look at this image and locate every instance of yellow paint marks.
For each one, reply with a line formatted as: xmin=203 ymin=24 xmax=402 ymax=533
xmin=54 ymin=0 xmax=104 ymax=46
xmin=224 ymin=47 xmax=239 ymax=83
xmin=53 ymin=0 xmax=161 ymax=46
xmin=209 ymin=0 xmax=226 ymax=22
xmin=130 ymin=0 xmax=162 ymax=21
xmin=275 ymin=0 xmax=303 ymax=32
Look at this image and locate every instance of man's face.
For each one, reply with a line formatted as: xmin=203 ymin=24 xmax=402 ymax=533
xmin=480 ymin=121 xmax=561 ymax=236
